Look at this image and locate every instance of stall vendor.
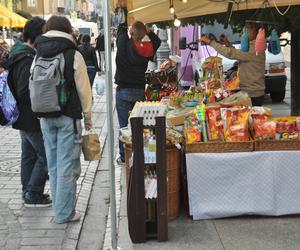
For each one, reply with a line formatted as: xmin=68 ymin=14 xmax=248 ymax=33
xmin=200 ymin=23 xmax=265 ymax=106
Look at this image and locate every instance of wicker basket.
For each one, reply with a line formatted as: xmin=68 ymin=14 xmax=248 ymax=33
xmin=254 ymin=140 xmax=300 ymax=151
xmin=185 ymin=140 xmax=254 ymax=153
xmin=124 ymin=144 xmax=181 ymax=220
xmin=168 ymin=191 xmax=180 ymax=221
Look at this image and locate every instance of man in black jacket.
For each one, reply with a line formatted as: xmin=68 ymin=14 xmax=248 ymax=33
xmin=114 ymin=5 xmax=161 ymax=164
xmin=95 ymin=32 xmax=105 ymax=72
xmin=3 ymin=17 xmax=51 ymax=207
xmin=78 ymin=34 xmax=100 ymax=87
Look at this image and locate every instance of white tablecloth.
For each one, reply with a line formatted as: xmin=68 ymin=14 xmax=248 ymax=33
xmin=186 ymin=151 xmax=300 ymax=220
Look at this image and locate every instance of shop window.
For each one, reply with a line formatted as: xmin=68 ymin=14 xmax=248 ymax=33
xmin=27 ymin=0 xmax=36 ymax=8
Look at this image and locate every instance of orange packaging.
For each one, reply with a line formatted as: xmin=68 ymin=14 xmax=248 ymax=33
xmin=206 ymin=107 xmax=224 ymax=141
xmin=250 ymin=107 xmax=273 ymax=139
xmin=253 ymin=120 xmax=276 ymax=140
xmin=221 ymin=108 xmax=250 ymax=142
xmin=224 ymin=75 xmax=240 ymax=91
xmin=271 ymin=116 xmax=300 ymax=140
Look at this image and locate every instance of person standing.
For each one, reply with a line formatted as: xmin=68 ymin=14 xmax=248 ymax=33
xmin=114 ymin=4 xmax=161 ymax=164
xmin=200 ymin=23 xmax=265 ymax=106
xmin=2 ymin=17 xmax=51 ymax=207
xmin=34 ymin=16 xmax=93 ymax=223
xmin=78 ymin=34 xmax=100 ymax=87
xmin=95 ymin=32 xmax=105 ymax=72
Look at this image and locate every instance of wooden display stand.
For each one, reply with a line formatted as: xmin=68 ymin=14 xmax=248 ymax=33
xmin=127 ymin=116 xmax=168 ymax=243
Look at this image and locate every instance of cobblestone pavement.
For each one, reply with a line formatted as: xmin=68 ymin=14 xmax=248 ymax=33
xmin=0 ymin=88 xmax=108 ymax=250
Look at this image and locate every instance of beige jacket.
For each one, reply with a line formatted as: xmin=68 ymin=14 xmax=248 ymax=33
xmin=36 ymin=30 xmax=93 ymax=123
xmin=210 ymin=40 xmax=265 ymax=98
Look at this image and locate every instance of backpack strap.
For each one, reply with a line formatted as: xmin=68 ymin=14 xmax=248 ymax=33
xmin=62 ymin=49 xmax=80 ymax=134
xmin=62 ymin=49 xmax=76 ymax=87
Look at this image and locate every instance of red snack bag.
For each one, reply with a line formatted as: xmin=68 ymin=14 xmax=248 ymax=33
xmin=221 ymin=108 xmax=250 ymax=142
xmin=206 ymin=107 xmax=224 ymax=141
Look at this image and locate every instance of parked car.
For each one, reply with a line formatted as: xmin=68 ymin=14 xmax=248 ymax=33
xmin=200 ymin=23 xmax=287 ymax=102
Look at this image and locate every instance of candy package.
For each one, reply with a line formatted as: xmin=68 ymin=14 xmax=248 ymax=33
xmin=206 ymin=107 xmax=224 ymax=141
xmin=221 ymin=107 xmax=250 ymax=142
xmin=250 ymin=107 xmax=274 ymax=140
xmin=183 ymin=115 xmax=202 ymax=144
xmin=223 ymin=75 xmax=240 ymax=91
xmin=252 ymin=120 xmax=277 ymax=140
xmin=272 ymin=116 xmax=300 ymax=140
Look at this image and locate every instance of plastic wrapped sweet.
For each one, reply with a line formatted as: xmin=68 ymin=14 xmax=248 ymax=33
xmin=221 ymin=107 xmax=250 ymax=142
xmin=206 ymin=107 xmax=224 ymax=141
xmin=255 ymin=28 xmax=267 ymax=54
xmin=272 ymin=116 xmax=300 ymax=140
xmin=250 ymin=107 xmax=274 ymax=140
xmin=240 ymin=27 xmax=249 ymax=52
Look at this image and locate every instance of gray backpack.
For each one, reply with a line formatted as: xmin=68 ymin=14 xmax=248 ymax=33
xmin=29 ymin=52 xmax=68 ymax=117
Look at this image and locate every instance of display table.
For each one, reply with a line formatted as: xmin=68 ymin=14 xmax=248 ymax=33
xmin=186 ymin=151 xmax=300 ymax=220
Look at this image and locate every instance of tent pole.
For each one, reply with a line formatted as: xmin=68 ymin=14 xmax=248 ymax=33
xmin=102 ymin=0 xmax=118 ymax=249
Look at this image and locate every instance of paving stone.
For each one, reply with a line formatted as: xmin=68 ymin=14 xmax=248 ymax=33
xmin=21 ymin=246 xmax=41 ymax=250
xmin=22 ymin=229 xmax=47 ymax=238
xmin=19 ymin=216 xmax=53 ymax=224
xmin=22 ymin=223 xmax=67 ymax=230
xmin=0 ymin=224 xmax=8 ymax=230
xmin=8 ymin=198 xmax=23 ymax=204
xmin=40 ymin=246 xmax=61 ymax=250
xmin=21 ymin=209 xmax=54 ymax=217
xmin=0 ymin=188 xmax=17 ymax=196
xmin=21 ymin=237 xmax=63 ymax=246
xmin=45 ymin=230 xmax=66 ymax=238
xmin=61 ymin=238 xmax=77 ymax=250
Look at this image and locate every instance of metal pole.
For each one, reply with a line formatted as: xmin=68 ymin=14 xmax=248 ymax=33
xmin=102 ymin=0 xmax=118 ymax=249
xmin=42 ymin=0 xmax=45 ymax=19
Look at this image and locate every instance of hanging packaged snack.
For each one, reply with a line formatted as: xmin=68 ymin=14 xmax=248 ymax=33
xmin=221 ymin=107 xmax=250 ymax=142
xmin=206 ymin=106 xmax=224 ymax=141
xmin=223 ymin=72 xmax=240 ymax=91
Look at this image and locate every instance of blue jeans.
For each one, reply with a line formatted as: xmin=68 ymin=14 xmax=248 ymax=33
xmin=40 ymin=116 xmax=82 ymax=224
xmin=87 ymin=66 xmax=96 ymax=88
xmin=20 ymin=130 xmax=48 ymax=198
xmin=116 ymin=87 xmax=145 ymax=160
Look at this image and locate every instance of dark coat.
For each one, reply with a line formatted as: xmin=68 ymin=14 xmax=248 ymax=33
xmin=114 ymin=15 xmax=161 ymax=89
xmin=95 ymin=34 xmax=105 ymax=52
xmin=3 ymin=42 xmax=41 ymax=131
xmin=78 ymin=44 xmax=100 ymax=71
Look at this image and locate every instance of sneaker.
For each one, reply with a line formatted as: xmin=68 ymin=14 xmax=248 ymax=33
xmin=69 ymin=211 xmax=81 ymax=222
xmin=24 ymin=193 xmax=52 ymax=208
xmin=116 ymin=156 xmax=125 ymax=165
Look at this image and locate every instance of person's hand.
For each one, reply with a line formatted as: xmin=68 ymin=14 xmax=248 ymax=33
xmin=199 ymin=36 xmax=212 ymax=45
xmin=119 ymin=0 xmax=126 ymax=8
xmin=220 ymin=34 xmax=231 ymax=47
xmin=84 ymin=120 xmax=93 ymax=131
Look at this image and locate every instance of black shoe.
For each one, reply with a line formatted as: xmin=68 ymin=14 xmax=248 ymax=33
xmin=116 ymin=156 xmax=125 ymax=165
xmin=24 ymin=193 xmax=52 ymax=208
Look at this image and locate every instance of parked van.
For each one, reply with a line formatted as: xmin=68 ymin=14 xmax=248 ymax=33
xmin=200 ymin=23 xmax=287 ymax=102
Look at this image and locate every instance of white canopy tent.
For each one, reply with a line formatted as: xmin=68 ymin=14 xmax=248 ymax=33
xmin=109 ymin=0 xmax=300 ymax=24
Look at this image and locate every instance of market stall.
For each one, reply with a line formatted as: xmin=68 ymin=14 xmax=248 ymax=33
xmin=122 ymin=52 xmax=300 ymax=227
